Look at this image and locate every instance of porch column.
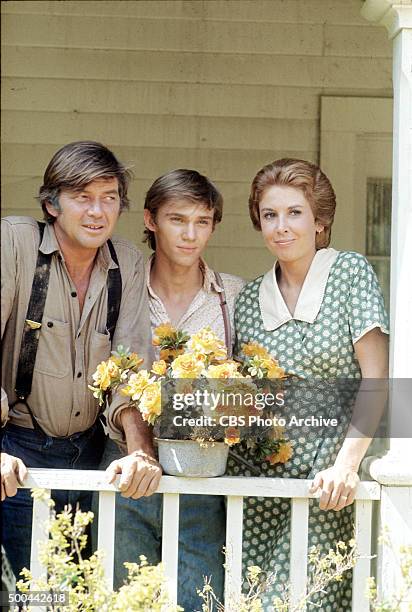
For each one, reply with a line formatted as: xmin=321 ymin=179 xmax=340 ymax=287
xmin=361 ymin=1 xmax=412 ymax=608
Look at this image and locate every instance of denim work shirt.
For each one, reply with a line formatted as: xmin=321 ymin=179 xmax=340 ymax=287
xmin=1 ymin=216 xmax=152 ymax=438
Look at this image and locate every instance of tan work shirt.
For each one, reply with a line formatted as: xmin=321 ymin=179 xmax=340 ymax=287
xmin=1 ymin=216 xmax=152 ymax=437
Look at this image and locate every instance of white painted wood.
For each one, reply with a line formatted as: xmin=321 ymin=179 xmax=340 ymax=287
xmin=362 ymin=1 xmax=412 ymax=39
xmin=320 ymin=96 xmax=392 ymax=253
xmin=18 ymin=469 xmax=382 ymax=605
xmin=225 ymin=496 xmax=244 ymax=605
xmin=20 ymin=469 xmax=381 ymax=500
xmin=158 ymin=476 xmax=381 ymax=500
xmin=352 ymin=499 xmax=374 ymax=612
xmin=22 ymin=469 xmax=119 ymax=492
xmin=388 ymin=26 xmax=412 ymax=385
xmin=376 ymin=487 xmax=412 ymax=609
xmin=161 ymin=493 xmax=180 ymax=605
xmin=97 ymin=491 xmax=116 ymax=590
xmin=30 ymin=488 xmax=51 ymax=608
xmin=289 ymin=498 xmax=309 ymax=607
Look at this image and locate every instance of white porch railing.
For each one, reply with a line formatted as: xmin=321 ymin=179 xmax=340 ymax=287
xmin=18 ymin=468 xmax=380 ymax=611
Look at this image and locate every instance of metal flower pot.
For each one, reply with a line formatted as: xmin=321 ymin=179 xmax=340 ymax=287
xmin=155 ymin=438 xmax=229 ymax=477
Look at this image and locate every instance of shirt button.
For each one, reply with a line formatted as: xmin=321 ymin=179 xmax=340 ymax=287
xmin=47 ymin=321 xmax=53 ymax=328
xmin=71 ymin=291 xmax=77 ymax=298
xmin=77 ymin=372 xmax=82 ymax=378
xmin=75 ymin=411 xmax=80 ymax=417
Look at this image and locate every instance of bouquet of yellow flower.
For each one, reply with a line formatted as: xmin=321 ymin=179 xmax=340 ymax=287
xmin=89 ymin=325 xmax=292 ymax=464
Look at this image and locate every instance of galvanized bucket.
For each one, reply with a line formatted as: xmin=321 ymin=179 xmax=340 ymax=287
xmin=156 ymin=438 xmax=229 ymax=477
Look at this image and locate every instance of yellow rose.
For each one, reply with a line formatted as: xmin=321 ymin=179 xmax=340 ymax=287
xmin=127 ymin=352 xmax=144 ymax=368
xmin=188 ymin=327 xmax=227 ymax=360
xmin=242 ymin=342 xmax=270 ymax=359
xmin=139 ymin=382 xmax=162 ymax=425
xmin=121 ymin=370 xmax=153 ymax=401
xmin=171 ymin=353 xmax=205 ymax=379
xmin=92 ymin=359 xmax=120 ymax=391
xmin=110 ymin=355 xmax=122 ymax=367
xmin=205 ymin=361 xmax=241 ymax=379
xmin=260 ymin=358 xmax=285 ymax=379
xmin=152 ymin=322 xmax=176 ymax=346
xmin=151 ymin=360 xmax=167 ymax=376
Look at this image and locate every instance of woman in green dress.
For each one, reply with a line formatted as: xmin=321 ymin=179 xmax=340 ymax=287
xmin=227 ymin=158 xmax=389 ymax=611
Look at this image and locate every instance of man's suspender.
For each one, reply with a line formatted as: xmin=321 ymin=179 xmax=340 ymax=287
xmin=14 ymin=223 xmax=52 ymax=403
xmin=106 ymin=240 xmax=122 ymax=340
xmin=12 ymin=222 xmax=122 ymax=432
xmin=214 ymin=271 xmax=233 ymax=358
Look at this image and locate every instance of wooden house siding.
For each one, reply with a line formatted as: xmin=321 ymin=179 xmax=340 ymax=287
xmin=1 ymin=0 xmax=392 ymax=277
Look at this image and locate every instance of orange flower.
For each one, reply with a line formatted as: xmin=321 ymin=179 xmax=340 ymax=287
xmin=159 ymin=347 xmax=185 ymax=362
xmin=224 ymin=426 xmax=241 ymax=446
xmin=266 ymin=441 xmax=293 ymax=465
xmin=242 ymin=342 xmax=270 ymax=359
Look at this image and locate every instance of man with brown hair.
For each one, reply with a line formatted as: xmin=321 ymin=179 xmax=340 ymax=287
xmin=102 ymin=168 xmax=245 ymax=608
xmin=1 ymin=141 xmax=161 ymax=579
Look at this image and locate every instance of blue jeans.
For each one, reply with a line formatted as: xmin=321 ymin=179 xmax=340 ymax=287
xmin=98 ymin=438 xmax=225 ymax=611
xmin=1 ymin=422 xmax=105 ymax=580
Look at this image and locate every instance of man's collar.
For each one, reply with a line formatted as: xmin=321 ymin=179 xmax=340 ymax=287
xmin=146 ymin=254 xmax=156 ymax=298
xmin=38 ymin=223 xmax=60 ymax=255
xmin=39 ymin=223 xmax=118 ymax=270
xmin=259 ymin=248 xmax=339 ymax=331
xmin=146 ymin=254 xmax=222 ymax=296
xmin=200 ymin=258 xmax=223 ymax=293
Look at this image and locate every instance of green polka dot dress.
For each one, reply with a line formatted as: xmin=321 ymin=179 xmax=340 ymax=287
xmin=227 ymin=250 xmax=389 ymax=611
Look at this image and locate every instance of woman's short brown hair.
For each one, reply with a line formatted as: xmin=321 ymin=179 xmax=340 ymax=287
xmin=248 ymin=158 xmax=336 ymax=249
xmin=39 ymin=141 xmax=132 ymax=223
xmin=143 ymin=169 xmax=223 ymax=250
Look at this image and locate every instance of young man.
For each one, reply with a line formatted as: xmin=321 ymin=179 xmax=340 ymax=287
xmin=1 ymin=141 xmax=161 ymax=579
xmin=104 ymin=169 xmax=245 ymax=608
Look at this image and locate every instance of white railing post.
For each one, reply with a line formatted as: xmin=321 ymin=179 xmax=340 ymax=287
xmin=30 ymin=489 xmax=51 ymax=582
xmin=30 ymin=489 xmax=51 ymax=612
xmin=97 ymin=490 xmax=116 ymax=590
xmin=224 ymin=495 xmax=244 ymax=605
xmin=366 ymin=462 xmax=412 ymax=609
xmin=352 ymin=499 xmax=374 ymax=611
xmin=289 ymin=497 xmax=309 ymax=607
xmin=161 ymin=492 xmax=180 ymax=605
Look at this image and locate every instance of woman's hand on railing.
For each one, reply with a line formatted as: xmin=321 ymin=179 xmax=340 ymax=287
xmin=1 ymin=452 xmax=28 ymax=501
xmin=105 ymin=450 xmax=162 ymax=499
xmin=309 ymin=465 xmax=360 ymax=511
